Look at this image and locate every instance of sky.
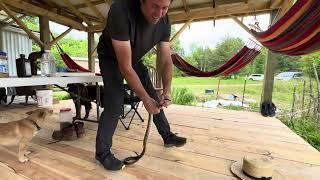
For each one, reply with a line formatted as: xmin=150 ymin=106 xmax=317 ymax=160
xmin=50 ymin=14 xmax=270 ymax=55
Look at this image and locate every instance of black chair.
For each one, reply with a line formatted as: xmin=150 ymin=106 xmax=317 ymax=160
xmin=119 ymin=84 xmax=144 ymax=130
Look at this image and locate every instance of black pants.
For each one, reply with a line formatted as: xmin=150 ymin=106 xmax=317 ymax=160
xmin=96 ymin=57 xmax=171 ymax=159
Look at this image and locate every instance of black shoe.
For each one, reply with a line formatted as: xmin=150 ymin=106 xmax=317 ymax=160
xmin=164 ymin=133 xmax=187 ymax=147
xmin=96 ymin=153 xmax=125 ymax=171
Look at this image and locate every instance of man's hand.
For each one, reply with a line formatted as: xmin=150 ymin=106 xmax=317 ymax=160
xmin=159 ymin=93 xmax=172 ymax=108
xmin=142 ymin=96 xmax=161 ymax=114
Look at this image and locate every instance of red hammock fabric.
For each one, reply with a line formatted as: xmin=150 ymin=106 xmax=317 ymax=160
xmin=251 ymin=0 xmax=320 ymax=56
xmin=171 ymin=45 xmax=260 ymax=77
xmin=60 ymin=53 xmax=101 ymax=76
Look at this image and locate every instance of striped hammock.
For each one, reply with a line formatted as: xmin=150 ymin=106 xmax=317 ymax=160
xmin=252 ymin=0 xmax=320 ymax=56
xmin=171 ymin=40 xmax=261 ymax=77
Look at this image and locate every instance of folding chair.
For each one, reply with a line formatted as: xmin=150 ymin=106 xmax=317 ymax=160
xmin=119 ymin=84 xmax=144 ymax=130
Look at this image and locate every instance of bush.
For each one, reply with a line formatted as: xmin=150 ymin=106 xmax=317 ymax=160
xmin=172 ymin=88 xmax=195 ymax=105
xmin=280 ymin=116 xmax=320 ymax=151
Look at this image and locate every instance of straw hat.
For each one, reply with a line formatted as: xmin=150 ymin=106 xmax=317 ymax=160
xmin=231 ymin=155 xmax=283 ymax=180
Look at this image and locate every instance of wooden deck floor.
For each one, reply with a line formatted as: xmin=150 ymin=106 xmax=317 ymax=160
xmin=0 ymin=100 xmax=320 ymax=180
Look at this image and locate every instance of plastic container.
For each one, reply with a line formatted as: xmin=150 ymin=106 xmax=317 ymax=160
xmin=16 ymin=54 xmax=32 ymax=77
xmin=0 ymin=51 xmax=9 ymax=78
xmin=40 ymin=50 xmax=56 ymax=77
xmin=59 ymin=108 xmax=73 ymax=123
xmin=36 ymin=89 xmax=53 ymax=107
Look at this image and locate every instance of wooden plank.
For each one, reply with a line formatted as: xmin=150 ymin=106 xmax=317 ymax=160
xmin=170 ymin=19 xmax=193 ymax=42
xmin=270 ymin=0 xmax=283 ymax=8
xmin=0 ymin=146 xmax=68 ymax=180
xmin=169 ymin=1 xmax=272 ymax=23
xmin=5 ymin=0 xmax=86 ymax=31
xmin=62 ymin=0 xmax=92 ymax=26
xmin=81 ymin=0 xmax=105 ymax=21
xmin=232 ymin=16 xmax=253 ymax=36
xmin=38 ymin=137 xmax=237 ymax=180
xmin=32 ymin=138 xmax=184 ymax=180
xmin=74 ymin=0 xmax=106 ymax=9
xmin=0 ymin=162 xmax=29 ymax=180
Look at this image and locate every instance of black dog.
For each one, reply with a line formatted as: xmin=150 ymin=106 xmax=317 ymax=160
xmin=0 ymin=88 xmax=7 ymax=104
xmin=7 ymin=86 xmax=37 ymax=105
xmin=67 ymin=83 xmax=104 ymax=119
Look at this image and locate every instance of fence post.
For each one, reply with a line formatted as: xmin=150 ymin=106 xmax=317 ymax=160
xmin=242 ymin=76 xmax=247 ymax=106
xmin=216 ymin=79 xmax=221 ymax=100
xmin=290 ymin=83 xmax=297 ymax=126
xmin=312 ymin=62 xmax=320 ymax=121
xmin=301 ymin=79 xmax=306 ymax=113
xmin=307 ymin=76 xmax=313 ymax=117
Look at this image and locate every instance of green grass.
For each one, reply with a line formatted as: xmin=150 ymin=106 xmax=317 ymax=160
xmin=172 ymin=77 xmax=315 ymax=113
xmin=280 ymin=116 xmax=320 ymax=151
xmin=53 ymin=91 xmax=71 ymax=100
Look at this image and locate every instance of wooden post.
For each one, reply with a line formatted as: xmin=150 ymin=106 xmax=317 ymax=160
xmin=88 ymin=32 xmax=95 ymax=72
xmin=260 ymin=10 xmax=278 ymax=108
xmin=39 ymin=16 xmax=51 ymax=50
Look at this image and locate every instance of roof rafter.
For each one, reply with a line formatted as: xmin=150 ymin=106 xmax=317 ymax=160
xmin=169 ymin=1 xmax=272 ymax=24
xmin=0 ymin=2 xmax=44 ymax=47
xmin=74 ymin=0 xmax=110 ymax=9
xmin=4 ymin=0 xmax=86 ymax=31
xmin=62 ymin=0 xmax=92 ymax=26
xmin=81 ymin=0 xmax=105 ymax=21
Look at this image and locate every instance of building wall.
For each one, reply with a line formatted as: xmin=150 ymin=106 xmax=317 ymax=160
xmin=0 ymin=26 xmax=32 ymax=77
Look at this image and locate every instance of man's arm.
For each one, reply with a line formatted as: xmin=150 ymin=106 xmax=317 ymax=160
xmin=112 ymin=39 xmax=161 ymax=114
xmin=157 ymin=41 xmax=173 ymax=107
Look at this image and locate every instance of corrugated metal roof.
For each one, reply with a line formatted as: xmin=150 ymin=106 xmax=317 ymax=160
xmin=0 ymin=26 xmax=32 ymax=77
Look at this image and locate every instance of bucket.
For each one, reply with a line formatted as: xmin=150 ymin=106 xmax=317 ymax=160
xmin=36 ymin=90 xmax=53 ymax=107
xmin=59 ymin=108 xmax=73 ymax=123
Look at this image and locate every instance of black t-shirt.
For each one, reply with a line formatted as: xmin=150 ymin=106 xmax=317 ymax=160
xmin=97 ymin=0 xmax=171 ymax=64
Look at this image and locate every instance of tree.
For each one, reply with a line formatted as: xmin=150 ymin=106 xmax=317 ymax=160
xmin=300 ymin=52 xmax=320 ymax=78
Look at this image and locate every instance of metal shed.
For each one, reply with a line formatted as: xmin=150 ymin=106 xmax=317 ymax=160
xmin=0 ymin=25 xmax=32 ymax=76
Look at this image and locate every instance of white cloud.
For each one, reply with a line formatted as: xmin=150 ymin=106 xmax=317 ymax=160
xmin=175 ymin=14 xmax=270 ymax=54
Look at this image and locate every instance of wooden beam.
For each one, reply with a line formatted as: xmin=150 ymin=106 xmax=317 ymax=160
xmin=0 ymin=3 xmax=44 ymax=47
xmin=74 ymin=0 xmax=106 ymax=9
xmin=5 ymin=0 xmax=86 ymax=31
xmin=88 ymin=32 xmax=95 ymax=72
xmin=82 ymin=0 xmax=105 ymax=21
xmin=170 ymin=19 xmax=193 ymax=42
xmin=182 ymin=0 xmax=190 ymax=13
xmin=231 ymin=16 xmax=253 ymax=36
xmin=87 ymin=23 xmax=105 ymax=32
xmin=49 ymin=27 xmax=73 ymax=47
xmin=40 ymin=16 xmax=51 ymax=50
xmin=0 ymin=14 xmax=26 ymax=29
xmin=91 ymin=45 xmax=98 ymax=57
xmin=278 ymin=0 xmax=294 ymax=20
xmin=63 ymin=0 xmax=93 ymax=26
xmin=169 ymin=1 xmax=272 ymax=23
xmin=260 ymin=10 xmax=278 ymax=107
xmin=270 ymin=0 xmax=283 ymax=8
xmin=169 ymin=3 xmax=212 ymax=14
